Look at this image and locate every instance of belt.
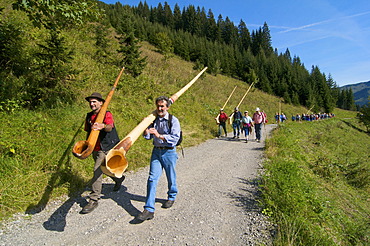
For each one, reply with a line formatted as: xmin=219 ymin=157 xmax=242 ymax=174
xmin=154 ymin=146 xmax=174 ymax=149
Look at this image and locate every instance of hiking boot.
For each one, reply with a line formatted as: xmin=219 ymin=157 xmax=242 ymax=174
xmin=81 ymin=200 xmax=98 ymax=214
xmin=162 ymin=200 xmax=175 ymax=209
xmin=136 ymin=209 xmax=154 ymax=221
xmin=113 ymin=175 xmax=125 ymax=191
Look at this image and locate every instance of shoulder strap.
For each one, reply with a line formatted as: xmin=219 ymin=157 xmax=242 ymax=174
xmin=168 ymin=113 xmax=173 ymax=132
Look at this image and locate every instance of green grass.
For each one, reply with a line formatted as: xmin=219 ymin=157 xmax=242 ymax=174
xmin=0 ymin=38 xmax=309 ymax=221
xmin=262 ymin=116 xmax=369 ymax=245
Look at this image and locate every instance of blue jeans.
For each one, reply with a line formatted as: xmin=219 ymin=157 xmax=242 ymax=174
xmin=242 ymin=126 xmax=250 ymax=137
xmin=144 ymin=147 xmax=178 ymax=212
xmin=232 ymin=121 xmax=241 ymax=137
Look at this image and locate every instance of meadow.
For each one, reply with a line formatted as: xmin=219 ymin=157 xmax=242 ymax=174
xmin=1 ymin=41 xmax=368 ymax=245
xmin=263 ymin=111 xmax=369 ymax=245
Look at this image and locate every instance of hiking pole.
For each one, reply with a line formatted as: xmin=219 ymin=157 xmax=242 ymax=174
xmin=72 ymin=67 xmax=125 ymax=159
xmin=229 ymin=79 xmax=257 ymax=124
xmin=102 ymin=67 xmax=208 ymax=178
xmin=215 ymin=86 xmax=237 ymax=124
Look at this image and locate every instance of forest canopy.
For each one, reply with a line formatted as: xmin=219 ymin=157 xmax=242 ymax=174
xmin=0 ymin=0 xmax=356 ymax=112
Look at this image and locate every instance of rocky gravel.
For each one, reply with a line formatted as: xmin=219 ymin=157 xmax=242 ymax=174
xmin=0 ymin=124 xmax=276 ymax=246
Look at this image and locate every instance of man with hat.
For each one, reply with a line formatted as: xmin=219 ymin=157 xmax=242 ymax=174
xmin=81 ymin=92 xmax=125 ymax=214
xmin=231 ymin=107 xmax=243 ymax=138
xmin=216 ymin=108 xmax=228 ymax=137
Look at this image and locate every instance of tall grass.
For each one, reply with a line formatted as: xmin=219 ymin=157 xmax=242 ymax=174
xmin=262 ymin=115 xmax=369 ymax=245
xmin=0 ymin=38 xmax=310 ymax=221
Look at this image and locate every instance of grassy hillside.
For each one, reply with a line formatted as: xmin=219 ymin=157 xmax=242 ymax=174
xmin=263 ymin=113 xmax=369 ymax=245
xmin=0 ymin=27 xmax=308 ymax=221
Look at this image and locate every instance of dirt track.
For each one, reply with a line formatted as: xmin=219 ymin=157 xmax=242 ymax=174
xmin=0 ymin=124 xmax=276 ymax=246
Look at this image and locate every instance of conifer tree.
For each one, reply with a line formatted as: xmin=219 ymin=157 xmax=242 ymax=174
xmin=116 ymin=13 xmax=147 ymax=77
xmin=206 ymin=9 xmax=217 ymax=41
xmin=117 ymin=31 xmax=147 ymax=77
xmin=173 ymin=4 xmax=182 ymax=30
xmin=238 ymin=20 xmax=251 ymax=50
xmin=12 ymin=0 xmax=101 ymax=107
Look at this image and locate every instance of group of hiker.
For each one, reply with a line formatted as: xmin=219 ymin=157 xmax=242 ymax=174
xmin=216 ymin=107 xmax=267 ymax=143
xmin=275 ymin=112 xmax=335 ymax=123
xmin=291 ymin=112 xmax=335 ymax=121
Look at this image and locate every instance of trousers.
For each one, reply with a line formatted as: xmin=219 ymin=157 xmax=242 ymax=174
xmin=144 ymin=147 xmax=178 ymax=212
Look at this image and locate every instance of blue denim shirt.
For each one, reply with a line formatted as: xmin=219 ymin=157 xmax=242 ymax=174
xmin=144 ymin=112 xmax=181 ymax=147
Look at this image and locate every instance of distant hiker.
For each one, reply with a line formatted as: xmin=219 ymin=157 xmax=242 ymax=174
xmin=136 ymin=96 xmax=181 ymax=221
xmin=217 ymin=108 xmax=228 ymax=137
xmin=252 ymin=107 xmax=265 ymax=142
xmin=242 ymin=111 xmax=253 ymax=142
xmin=280 ymin=113 xmax=287 ymax=122
xmin=81 ymin=92 xmax=125 ymax=214
xmin=231 ymin=107 xmax=243 ymax=138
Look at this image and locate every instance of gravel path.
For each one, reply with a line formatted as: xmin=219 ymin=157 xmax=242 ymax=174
xmin=0 ymin=124 xmax=276 ymax=246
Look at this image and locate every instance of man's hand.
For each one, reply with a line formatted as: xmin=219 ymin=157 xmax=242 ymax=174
xmin=148 ymin=128 xmax=160 ymax=138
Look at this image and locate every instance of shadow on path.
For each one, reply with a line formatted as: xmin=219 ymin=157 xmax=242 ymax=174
xmin=228 ymin=177 xmax=262 ymax=212
xmin=42 ymin=182 xmax=166 ymax=231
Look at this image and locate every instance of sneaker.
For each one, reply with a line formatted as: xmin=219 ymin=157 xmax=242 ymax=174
xmin=136 ymin=209 xmax=154 ymax=221
xmin=245 ymin=139 xmax=248 ymax=143
xmin=81 ymin=200 xmax=98 ymax=214
xmin=113 ymin=175 xmax=125 ymax=191
xmin=162 ymin=200 xmax=175 ymax=209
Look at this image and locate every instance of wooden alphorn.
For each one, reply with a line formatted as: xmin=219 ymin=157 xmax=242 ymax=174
xmin=229 ymin=79 xmax=257 ymax=124
xmin=215 ymin=86 xmax=237 ymax=124
xmin=101 ymin=67 xmax=208 ymax=178
xmin=72 ymin=67 xmax=125 ymax=159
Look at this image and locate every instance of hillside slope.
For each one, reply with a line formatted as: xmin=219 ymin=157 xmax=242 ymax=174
xmin=341 ymin=81 xmax=370 ymax=106
xmin=0 ymin=38 xmax=308 ymax=221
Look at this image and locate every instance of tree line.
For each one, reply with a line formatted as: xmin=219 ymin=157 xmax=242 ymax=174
xmin=100 ymin=1 xmax=357 ymax=113
xmin=0 ymin=0 xmax=356 ymax=113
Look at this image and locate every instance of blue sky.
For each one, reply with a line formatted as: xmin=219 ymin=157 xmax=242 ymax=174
xmin=101 ymin=0 xmax=370 ymax=86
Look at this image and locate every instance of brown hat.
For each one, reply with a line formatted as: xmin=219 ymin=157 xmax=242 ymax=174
xmin=85 ymin=92 xmax=105 ymax=102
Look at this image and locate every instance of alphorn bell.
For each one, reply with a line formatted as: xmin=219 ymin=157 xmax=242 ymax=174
xmin=215 ymin=85 xmax=237 ymax=124
xmin=101 ymin=67 xmax=208 ymax=178
xmin=72 ymin=67 xmax=125 ymax=159
xmin=229 ymin=79 xmax=257 ymax=124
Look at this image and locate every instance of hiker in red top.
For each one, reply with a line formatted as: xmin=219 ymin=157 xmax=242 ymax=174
xmin=216 ymin=108 xmax=228 ymax=137
xmin=252 ymin=107 xmax=265 ymax=142
xmin=81 ymin=92 xmax=125 ymax=214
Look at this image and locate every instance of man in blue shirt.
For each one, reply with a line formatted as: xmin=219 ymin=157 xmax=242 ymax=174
xmin=136 ymin=96 xmax=181 ymax=221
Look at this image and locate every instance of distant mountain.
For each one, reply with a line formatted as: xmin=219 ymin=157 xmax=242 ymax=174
xmin=341 ymin=81 xmax=370 ymax=106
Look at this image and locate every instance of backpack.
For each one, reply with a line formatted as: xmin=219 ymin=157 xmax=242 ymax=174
xmin=168 ymin=114 xmax=183 ymax=146
xmin=219 ymin=113 xmax=228 ymax=122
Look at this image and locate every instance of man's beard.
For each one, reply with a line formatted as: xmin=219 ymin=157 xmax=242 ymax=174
xmin=157 ymin=110 xmax=165 ymax=116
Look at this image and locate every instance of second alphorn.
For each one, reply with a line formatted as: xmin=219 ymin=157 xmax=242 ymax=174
xmin=72 ymin=67 xmax=125 ymax=159
xmin=215 ymin=85 xmax=237 ymax=124
xmin=101 ymin=67 xmax=208 ymax=178
xmin=229 ymin=79 xmax=257 ymax=124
